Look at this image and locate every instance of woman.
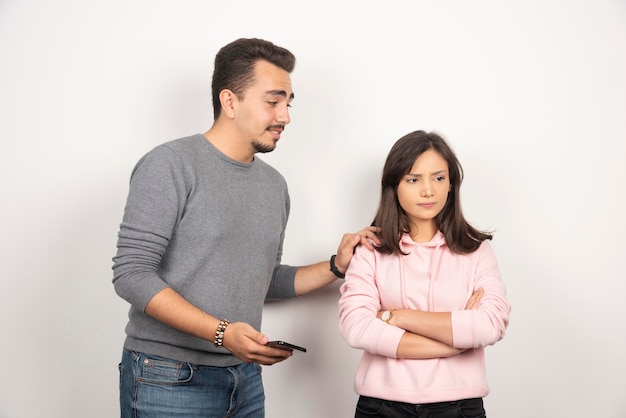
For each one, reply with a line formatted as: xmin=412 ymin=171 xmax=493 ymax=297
xmin=339 ymin=130 xmax=511 ymax=417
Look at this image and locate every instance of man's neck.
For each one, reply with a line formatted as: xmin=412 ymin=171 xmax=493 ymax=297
xmin=203 ymin=126 xmax=254 ymax=163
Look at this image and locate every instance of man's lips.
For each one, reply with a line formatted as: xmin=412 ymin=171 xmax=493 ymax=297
xmin=268 ymin=125 xmax=284 ymax=140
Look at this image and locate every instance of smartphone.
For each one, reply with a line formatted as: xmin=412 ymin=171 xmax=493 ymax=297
xmin=267 ymin=340 xmax=307 ymax=352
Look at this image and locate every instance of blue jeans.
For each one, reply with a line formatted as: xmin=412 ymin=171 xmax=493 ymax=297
xmin=355 ymin=395 xmax=485 ymax=418
xmin=119 ymin=349 xmax=265 ymax=418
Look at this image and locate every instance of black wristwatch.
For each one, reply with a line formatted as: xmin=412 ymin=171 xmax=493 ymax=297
xmin=330 ymin=254 xmax=346 ymax=279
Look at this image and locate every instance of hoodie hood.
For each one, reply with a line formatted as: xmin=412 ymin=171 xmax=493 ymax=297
xmin=398 ymin=230 xmax=447 ymax=252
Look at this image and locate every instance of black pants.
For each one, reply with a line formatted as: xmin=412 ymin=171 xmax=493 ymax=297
xmin=355 ymin=395 xmax=485 ymax=418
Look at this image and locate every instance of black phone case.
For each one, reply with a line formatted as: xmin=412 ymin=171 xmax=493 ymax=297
xmin=267 ymin=340 xmax=307 ymax=352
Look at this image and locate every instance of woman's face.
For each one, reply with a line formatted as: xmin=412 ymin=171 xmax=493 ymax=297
xmin=397 ymin=149 xmax=450 ymax=233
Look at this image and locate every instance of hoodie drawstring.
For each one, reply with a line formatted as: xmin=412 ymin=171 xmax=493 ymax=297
xmin=398 ymin=238 xmax=445 ymax=311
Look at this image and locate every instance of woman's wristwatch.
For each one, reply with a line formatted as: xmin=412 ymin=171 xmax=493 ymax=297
xmin=381 ymin=308 xmax=396 ymax=323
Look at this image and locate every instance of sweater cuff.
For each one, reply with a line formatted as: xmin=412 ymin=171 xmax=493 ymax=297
xmin=375 ymin=322 xmax=406 ymax=358
xmin=451 ymin=310 xmax=474 ymax=348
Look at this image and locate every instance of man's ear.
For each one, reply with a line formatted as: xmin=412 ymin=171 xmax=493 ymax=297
xmin=219 ymin=89 xmax=237 ymax=119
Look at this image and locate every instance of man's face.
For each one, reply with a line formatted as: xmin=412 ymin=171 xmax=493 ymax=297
xmin=234 ymin=60 xmax=294 ymax=154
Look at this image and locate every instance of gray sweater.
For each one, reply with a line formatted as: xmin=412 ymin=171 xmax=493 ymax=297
xmin=112 ymin=134 xmax=298 ymax=366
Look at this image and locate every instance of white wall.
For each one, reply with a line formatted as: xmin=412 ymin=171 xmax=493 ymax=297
xmin=1 ymin=1 xmax=625 ymax=417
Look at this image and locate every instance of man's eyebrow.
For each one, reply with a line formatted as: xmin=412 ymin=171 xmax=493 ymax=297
xmin=265 ymin=89 xmax=295 ymax=100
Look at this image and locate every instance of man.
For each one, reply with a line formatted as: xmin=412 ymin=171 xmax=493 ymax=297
xmin=112 ymin=37 xmax=379 ymax=417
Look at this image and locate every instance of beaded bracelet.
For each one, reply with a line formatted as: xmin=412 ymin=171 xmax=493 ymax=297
xmin=213 ymin=319 xmax=230 ymax=348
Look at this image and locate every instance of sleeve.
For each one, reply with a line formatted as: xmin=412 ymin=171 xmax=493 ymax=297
xmin=111 ymin=145 xmax=187 ymax=311
xmin=265 ymin=180 xmax=298 ymax=300
xmin=338 ymin=245 xmax=405 ymax=358
xmin=451 ymin=241 xmax=511 ymax=348
xmin=266 ymin=264 xmax=298 ymax=300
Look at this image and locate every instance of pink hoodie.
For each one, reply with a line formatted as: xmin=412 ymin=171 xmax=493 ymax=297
xmin=338 ymin=231 xmax=510 ymax=404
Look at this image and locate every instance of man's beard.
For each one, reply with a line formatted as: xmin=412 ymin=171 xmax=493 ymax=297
xmin=252 ymin=140 xmax=277 ymax=154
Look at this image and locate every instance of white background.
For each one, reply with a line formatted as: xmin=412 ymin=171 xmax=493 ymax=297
xmin=1 ymin=1 xmax=625 ymax=417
